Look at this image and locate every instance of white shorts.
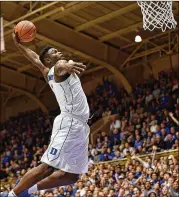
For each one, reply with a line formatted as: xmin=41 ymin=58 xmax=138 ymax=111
xmin=41 ymin=113 xmax=90 ymax=174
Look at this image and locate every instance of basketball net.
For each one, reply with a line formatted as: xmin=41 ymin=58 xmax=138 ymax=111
xmin=137 ymin=1 xmax=177 ymax=32
xmin=0 ymin=16 xmax=5 ymax=53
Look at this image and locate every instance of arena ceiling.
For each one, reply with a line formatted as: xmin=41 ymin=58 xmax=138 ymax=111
xmin=0 ymin=1 xmax=179 ymax=112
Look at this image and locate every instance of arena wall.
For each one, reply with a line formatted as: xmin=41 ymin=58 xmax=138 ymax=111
xmin=84 ymin=54 xmax=178 ymax=94
xmin=150 ymin=53 xmax=178 ymax=77
xmin=1 ymin=96 xmax=38 ymax=121
xmin=1 ymin=91 xmax=59 ymax=121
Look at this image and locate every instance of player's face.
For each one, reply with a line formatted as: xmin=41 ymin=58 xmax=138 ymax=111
xmin=48 ymin=48 xmax=64 ymax=62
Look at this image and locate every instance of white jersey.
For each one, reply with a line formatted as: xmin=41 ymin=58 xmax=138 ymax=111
xmin=47 ymin=66 xmax=90 ymax=121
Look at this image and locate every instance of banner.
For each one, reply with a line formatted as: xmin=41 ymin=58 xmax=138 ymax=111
xmin=0 ymin=16 xmax=5 ymax=53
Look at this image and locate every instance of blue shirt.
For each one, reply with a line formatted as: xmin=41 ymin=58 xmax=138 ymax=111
xmin=165 ymin=139 xmax=175 ymax=149
xmin=2 ymin=156 xmax=9 ymax=164
xmin=134 ymin=140 xmax=143 ymax=148
xmin=135 ymin=172 xmax=142 ymax=179
xmin=99 ymin=153 xmax=108 ymax=161
xmin=107 ymin=152 xmax=115 ymax=160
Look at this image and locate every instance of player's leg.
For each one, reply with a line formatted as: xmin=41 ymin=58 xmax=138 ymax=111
xmin=32 ymin=170 xmax=79 ymax=192
xmin=10 ymin=170 xmax=79 ymax=196
xmin=11 ymin=163 xmax=54 ymax=196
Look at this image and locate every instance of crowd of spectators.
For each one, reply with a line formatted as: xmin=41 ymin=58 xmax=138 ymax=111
xmin=1 ymin=152 xmax=178 ymax=197
xmin=88 ymin=70 xmax=179 ymax=163
xmin=0 ymin=69 xmax=179 ymax=197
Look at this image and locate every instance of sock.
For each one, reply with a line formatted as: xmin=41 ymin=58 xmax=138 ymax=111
xmin=8 ymin=190 xmax=17 ymax=197
xmin=28 ymin=184 xmax=38 ymax=194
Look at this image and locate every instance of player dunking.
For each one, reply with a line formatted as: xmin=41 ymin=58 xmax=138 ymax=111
xmin=7 ymin=33 xmax=90 ymax=197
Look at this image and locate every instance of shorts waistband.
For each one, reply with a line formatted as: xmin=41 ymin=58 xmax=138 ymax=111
xmin=60 ymin=112 xmax=88 ymax=125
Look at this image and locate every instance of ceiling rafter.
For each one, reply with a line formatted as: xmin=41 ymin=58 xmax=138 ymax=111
xmin=69 ymin=13 xmax=132 ymax=43
xmin=121 ymin=28 xmax=178 ymax=50
xmin=84 ymin=66 xmax=104 ymax=75
xmin=4 ymin=2 xmax=58 ymax=29
xmin=19 ymin=2 xmax=29 ymax=6
xmin=4 ymin=2 xmax=106 ymax=47
xmin=4 ymin=1 xmax=131 ymax=63
xmin=121 ymin=42 xmax=143 ymax=68
xmin=5 ymin=3 xmax=82 ymax=40
xmin=120 ymin=29 xmax=179 ymax=68
xmin=4 ymin=59 xmax=40 ymax=78
xmin=48 ymin=2 xmax=130 ymax=43
xmin=48 ymin=3 xmax=133 ymax=47
xmin=100 ymin=22 xmax=142 ymax=42
xmin=1 ymin=90 xmax=14 ymax=108
xmin=40 ymin=2 xmax=132 ymax=44
xmin=148 ymin=41 xmax=168 ymax=53
xmin=1 ymin=53 xmax=21 ymax=62
xmin=4 ymin=3 xmax=64 ymax=37
xmin=18 ymin=65 xmax=33 ymax=72
xmin=6 ymin=59 xmax=30 ymax=67
xmin=28 ymin=2 xmax=39 ymax=13
xmin=50 ymin=2 xmax=95 ymax=20
xmin=131 ymin=44 xmax=168 ymax=60
xmin=2 ymin=2 xmax=178 ymax=83
xmin=4 ymin=2 xmax=131 ymax=72
xmin=75 ymin=3 xmax=139 ymax=32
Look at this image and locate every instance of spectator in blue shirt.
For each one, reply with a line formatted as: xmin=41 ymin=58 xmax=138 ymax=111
xmin=111 ymin=129 xmax=121 ymax=146
xmin=106 ymin=148 xmax=115 ymax=160
xmin=164 ymin=134 xmax=175 ymax=149
xmin=134 ymin=135 xmax=143 ymax=149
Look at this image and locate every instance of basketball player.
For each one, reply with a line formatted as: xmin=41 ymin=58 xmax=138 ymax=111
xmin=6 ymin=33 xmax=90 ymax=197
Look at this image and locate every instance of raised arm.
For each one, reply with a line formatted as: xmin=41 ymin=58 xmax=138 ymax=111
xmin=131 ymin=155 xmax=150 ymax=168
xmin=151 ymin=146 xmax=157 ymax=167
xmin=12 ymin=33 xmax=49 ymax=79
xmin=54 ymin=60 xmax=86 ymax=77
xmin=169 ymin=112 xmax=179 ymax=125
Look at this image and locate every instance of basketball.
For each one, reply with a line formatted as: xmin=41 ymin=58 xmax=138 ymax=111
xmin=14 ymin=20 xmax=36 ymax=42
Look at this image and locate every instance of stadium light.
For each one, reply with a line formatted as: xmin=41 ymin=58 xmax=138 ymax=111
xmin=135 ymin=35 xmax=142 ymax=42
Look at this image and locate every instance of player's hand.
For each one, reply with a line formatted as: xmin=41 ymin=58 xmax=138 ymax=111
xmin=12 ymin=30 xmax=21 ymax=44
xmin=67 ymin=60 xmax=86 ymax=75
xmin=55 ymin=60 xmax=86 ymax=76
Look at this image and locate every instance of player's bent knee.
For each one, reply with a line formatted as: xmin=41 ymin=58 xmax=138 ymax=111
xmin=50 ymin=170 xmax=79 ymax=183
xmin=35 ymin=163 xmax=54 ymax=176
xmin=67 ymin=173 xmax=80 ymax=183
xmin=48 ymin=170 xmax=65 ymax=180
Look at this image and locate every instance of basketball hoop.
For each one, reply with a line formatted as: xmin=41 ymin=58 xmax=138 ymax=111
xmin=137 ymin=1 xmax=177 ymax=32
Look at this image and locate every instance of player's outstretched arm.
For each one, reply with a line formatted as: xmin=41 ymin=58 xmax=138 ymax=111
xmin=54 ymin=60 xmax=86 ymax=76
xmin=12 ymin=32 xmax=49 ymax=77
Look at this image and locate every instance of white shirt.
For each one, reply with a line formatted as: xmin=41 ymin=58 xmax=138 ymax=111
xmin=153 ymin=89 xmax=160 ymax=98
xmin=47 ymin=67 xmax=90 ymax=120
xmin=110 ymin=120 xmax=121 ymax=131
xmin=123 ymin=148 xmax=129 ymax=156
xmin=150 ymin=125 xmax=157 ymax=133
xmin=76 ymin=189 xmax=86 ymax=197
xmin=90 ymin=148 xmax=96 ymax=157
xmin=145 ymin=94 xmax=153 ymax=104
